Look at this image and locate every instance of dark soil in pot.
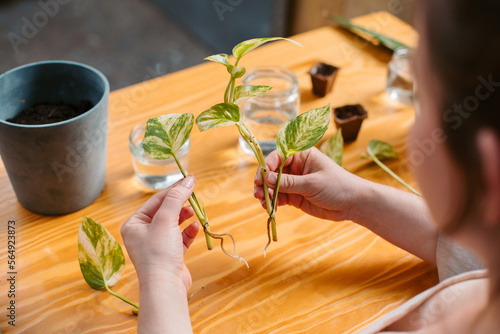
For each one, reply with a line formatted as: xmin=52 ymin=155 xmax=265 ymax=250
xmin=7 ymin=100 xmax=93 ymax=125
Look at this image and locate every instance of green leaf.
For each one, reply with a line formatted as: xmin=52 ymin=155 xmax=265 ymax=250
xmin=230 ymin=66 xmax=246 ymax=78
xmin=367 ymin=139 xmax=398 ymax=160
xmin=325 ymin=13 xmax=409 ymax=51
xmin=276 ymin=104 xmax=331 ymax=159
xmin=196 ymin=103 xmax=241 ymax=131
xmin=78 ymin=216 xmax=125 ymax=291
xmin=320 ymin=128 xmax=344 ymax=166
xmin=232 ymin=37 xmax=303 ymax=60
xmin=205 ymin=54 xmax=246 ymax=79
xmin=205 ymin=54 xmax=231 ymax=67
xmin=233 ymin=85 xmax=272 ymax=105
xmin=143 ymin=113 xmax=193 ymax=160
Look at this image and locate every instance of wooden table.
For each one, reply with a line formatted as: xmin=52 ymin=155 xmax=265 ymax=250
xmin=0 ymin=12 xmax=437 ymax=334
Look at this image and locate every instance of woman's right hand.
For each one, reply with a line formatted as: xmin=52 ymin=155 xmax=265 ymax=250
xmin=254 ymin=147 xmax=365 ymax=222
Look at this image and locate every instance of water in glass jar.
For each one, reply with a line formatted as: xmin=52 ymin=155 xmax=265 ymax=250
xmin=131 ymin=142 xmax=188 ymax=190
xmin=129 ymin=122 xmax=189 ymax=190
xmin=239 ymin=109 xmax=294 ymax=156
xmin=238 ymin=66 xmax=300 ymax=156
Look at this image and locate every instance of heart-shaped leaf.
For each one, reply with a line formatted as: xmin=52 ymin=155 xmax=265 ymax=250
xmin=320 ymin=128 xmax=344 ymax=166
xmin=205 ymin=54 xmax=231 ymax=67
xmin=78 ymin=216 xmax=125 ymax=290
xmin=143 ymin=113 xmax=193 ymax=159
xmin=233 ymin=85 xmax=272 ymax=105
xmin=276 ymin=104 xmax=331 ymax=159
xmin=367 ymin=139 xmax=398 ymax=160
xmin=232 ymin=37 xmax=303 ymax=60
xmin=196 ymin=103 xmax=241 ymax=131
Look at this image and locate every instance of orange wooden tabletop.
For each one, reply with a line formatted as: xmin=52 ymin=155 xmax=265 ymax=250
xmin=0 ymin=12 xmax=436 ymax=334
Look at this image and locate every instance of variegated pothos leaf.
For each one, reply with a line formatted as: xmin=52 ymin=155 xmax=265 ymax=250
xmin=204 ymin=53 xmax=230 ymax=67
xmin=367 ymin=139 xmax=398 ymax=160
xmin=196 ymin=103 xmax=241 ymax=131
xmin=276 ymin=104 xmax=331 ymax=159
xmin=320 ymin=128 xmax=344 ymax=166
xmin=78 ymin=216 xmax=125 ymax=290
xmin=205 ymin=54 xmax=246 ymax=78
xmin=232 ymin=37 xmax=303 ymax=60
xmin=143 ymin=113 xmax=193 ymax=159
xmin=233 ymin=85 xmax=272 ymax=105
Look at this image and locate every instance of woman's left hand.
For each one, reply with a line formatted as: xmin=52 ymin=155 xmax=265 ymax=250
xmin=121 ymin=176 xmax=200 ymax=293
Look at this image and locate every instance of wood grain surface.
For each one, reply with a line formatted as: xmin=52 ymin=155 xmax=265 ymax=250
xmin=0 ymin=12 xmax=436 ymax=334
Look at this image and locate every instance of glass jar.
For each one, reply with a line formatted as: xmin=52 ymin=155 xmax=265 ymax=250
xmin=386 ymin=47 xmax=414 ymax=105
xmin=238 ymin=66 xmax=300 ymax=156
xmin=129 ymin=121 xmax=190 ymax=190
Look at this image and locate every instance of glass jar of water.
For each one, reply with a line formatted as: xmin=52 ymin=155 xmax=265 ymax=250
xmin=238 ymin=66 xmax=300 ymax=156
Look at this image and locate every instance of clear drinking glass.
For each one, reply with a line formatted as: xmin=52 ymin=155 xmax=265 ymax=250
xmin=386 ymin=47 xmax=414 ymax=105
xmin=238 ymin=66 xmax=300 ymax=156
xmin=129 ymin=122 xmax=190 ymax=190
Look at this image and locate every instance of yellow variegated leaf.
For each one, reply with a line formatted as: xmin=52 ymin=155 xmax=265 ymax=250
xmin=232 ymin=37 xmax=303 ymax=60
xmin=320 ymin=128 xmax=344 ymax=166
xmin=277 ymin=104 xmax=331 ymax=159
xmin=196 ymin=103 xmax=241 ymax=132
xmin=78 ymin=216 xmax=125 ymax=290
xmin=233 ymin=85 xmax=272 ymax=105
xmin=143 ymin=113 xmax=193 ymax=159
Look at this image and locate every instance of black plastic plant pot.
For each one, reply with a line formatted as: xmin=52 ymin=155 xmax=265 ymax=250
xmin=309 ymin=62 xmax=340 ymax=97
xmin=333 ymin=104 xmax=368 ymax=142
xmin=0 ymin=61 xmax=109 ymax=215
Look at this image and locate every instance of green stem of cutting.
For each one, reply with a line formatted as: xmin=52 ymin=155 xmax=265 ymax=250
xmin=105 ymin=284 xmax=140 ymax=310
xmin=172 ymin=154 xmax=213 ymax=250
xmin=368 ymin=151 xmax=421 ymax=196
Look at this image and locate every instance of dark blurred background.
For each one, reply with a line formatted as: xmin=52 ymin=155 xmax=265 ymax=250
xmin=0 ymin=0 xmax=416 ymax=90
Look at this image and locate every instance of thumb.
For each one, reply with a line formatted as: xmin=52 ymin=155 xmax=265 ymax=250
xmin=266 ymin=171 xmax=309 ymax=195
xmin=154 ymin=176 xmax=195 ymax=226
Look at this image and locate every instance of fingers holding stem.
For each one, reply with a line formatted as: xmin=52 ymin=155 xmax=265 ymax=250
xmin=172 ymin=153 xmax=214 ymax=250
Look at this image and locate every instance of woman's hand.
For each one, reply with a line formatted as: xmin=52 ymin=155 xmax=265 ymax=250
xmin=254 ymin=147 xmax=364 ymax=222
xmin=121 ymin=175 xmax=200 ymax=293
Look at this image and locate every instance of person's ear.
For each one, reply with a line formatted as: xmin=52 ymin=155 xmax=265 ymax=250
xmin=477 ymin=129 xmax=500 ymax=226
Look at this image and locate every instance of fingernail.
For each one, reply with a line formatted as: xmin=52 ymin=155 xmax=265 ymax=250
xmin=180 ymin=175 xmax=194 ymax=189
xmin=267 ymin=173 xmax=277 ymax=184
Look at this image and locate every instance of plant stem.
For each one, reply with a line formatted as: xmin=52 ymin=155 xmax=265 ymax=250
xmin=172 ymin=154 xmax=213 ymax=250
xmin=237 ymin=124 xmax=274 ymax=217
xmin=368 ymin=151 xmax=422 ymax=196
xmin=105 ymin=284 xmax=140 ymax=309
xmin=263 ymin=158 xmax=286 ymax=257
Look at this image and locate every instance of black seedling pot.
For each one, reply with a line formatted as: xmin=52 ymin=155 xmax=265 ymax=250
xmin=309 ymin=62 xmax=339 ymax=97
xmin=0 ymin=61 xmax=109 ymax=215
xmin=333 ymin=104 xmax=368 ymax=142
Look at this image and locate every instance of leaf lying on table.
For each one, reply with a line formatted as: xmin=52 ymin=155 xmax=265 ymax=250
xmin=320 ymin=128 xmax=344 ymax=166
xmin=78 ymin=216 xmax=139 ymax=312
xmin=277 ymin=104 xmax=331 ymax=159
xmin=367 ymin=139 xmax=398 ymax=160
xmin=364 ymin=139 xmax=421 ymax=196
xmin=325 ymin=12 xmax=410 ymax=51
xmin=143 ymin=113 xmax=193 ymax=160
